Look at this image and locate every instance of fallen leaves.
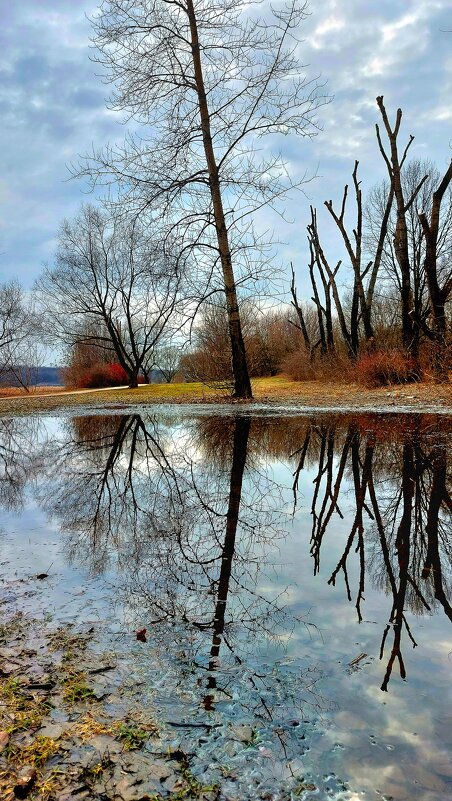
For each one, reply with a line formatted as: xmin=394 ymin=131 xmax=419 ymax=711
xmin=135 ymin=628 xmax=147 ymax=642
xmin=0 ymin=731 xmax=9 ymax=752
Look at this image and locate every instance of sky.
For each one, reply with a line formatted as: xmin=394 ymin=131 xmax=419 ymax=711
xmin=1 ymin=0 xmax=451 ymax=296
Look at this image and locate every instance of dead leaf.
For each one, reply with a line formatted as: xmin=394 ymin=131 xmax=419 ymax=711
xmin=136 ymin=628 xmax=147 ymax=642
xmin=14 ymin=765 xmax=37 ymax=798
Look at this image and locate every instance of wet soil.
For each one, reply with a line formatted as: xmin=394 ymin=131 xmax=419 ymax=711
xmin=0 ymin=591 xmax=218 ymax=801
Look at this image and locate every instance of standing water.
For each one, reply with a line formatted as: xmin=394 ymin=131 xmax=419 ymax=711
xmin=0 ymin=408 xmax=451 ymax=800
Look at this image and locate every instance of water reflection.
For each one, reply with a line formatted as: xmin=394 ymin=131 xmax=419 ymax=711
xmin=289 ymin=416 xmax=451 ymax=690
xmin=36 ymin=414 xmax=323 ymax=720
xmin=1 ymin=411 xmax=451 ymax=695
xmin=0 ymin=409 xmax=451 ymax=798
xmin=0 ymin=417 xmax=44 ymax=511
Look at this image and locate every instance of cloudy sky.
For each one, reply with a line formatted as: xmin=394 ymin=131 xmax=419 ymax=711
xmin=1 ymin=0 xmax=451 ymax=292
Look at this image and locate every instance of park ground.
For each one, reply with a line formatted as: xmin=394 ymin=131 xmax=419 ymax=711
xmin=0 ymin=376 xmax=451 ymax=416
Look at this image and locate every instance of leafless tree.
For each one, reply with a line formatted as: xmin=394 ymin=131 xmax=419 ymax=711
xmin=75 ymin=0 xmax=327 ymax=397
xmin=375 ymin=97 xmax=430 ymax=358
xmin=36 ymin=204 xmax=186 ymax=387
xmin=418 ymin=160 xmax=452 ymax=376
xmin=0 ymin=281 xmax=43 ymax=391
xmin=153 ymin=343 xmax=181 ymax=383
xmin=365 ymin=158 xmax=452 ymax=365
xmin=292 ymin=99 xmax=451 ymax=369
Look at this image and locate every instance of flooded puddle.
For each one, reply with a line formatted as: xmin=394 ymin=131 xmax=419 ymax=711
xmin=1 ymin=408 xmax=451 ymax=800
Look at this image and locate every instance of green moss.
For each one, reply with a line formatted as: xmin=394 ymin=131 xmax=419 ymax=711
xmin=0 ymin=676 xmax=52 ymax=735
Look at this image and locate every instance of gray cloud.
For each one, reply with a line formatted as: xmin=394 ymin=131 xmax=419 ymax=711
xmin=0 ymin=0 xmax=450 ymax=292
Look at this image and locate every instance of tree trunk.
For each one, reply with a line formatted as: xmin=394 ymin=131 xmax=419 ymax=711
xmin=128 ymin=370 xmax=139 ymax=389
xmin=418 ymin=161 xmax=452 ymax=380
xmin=204 ymin=417 xmax=251 ymax=709
xmin=376 ymin=99 xmax=416 ymax=358
xmin=186 ymin=0 xmax=252 ymax=399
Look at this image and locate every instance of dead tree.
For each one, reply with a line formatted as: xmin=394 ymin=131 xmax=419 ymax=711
xmin=324 ymin=161 xmax=374 ymax=346
xmin=289 ymin=262 xmax=313 ymax=356
xmin=418 ymin=160 xmax=452 ymax=378
xmin=308 ymin=208 xmax=353 ymax=355
xmin=376 ymin=97 xmax=428 ymax=358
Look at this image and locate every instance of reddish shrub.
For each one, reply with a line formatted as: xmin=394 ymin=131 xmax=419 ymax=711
xmin=280 ymin=349 xmax=316 ymax=381
xmin=355 ymin=350 xmax=418 ymax=388
xmin=107 ymin=362 xmax=129 ymax=385
xmin=78 ymin=362 xmax=129 ymax=389
xmin=280 ymin=348 xmax=354 ymax=383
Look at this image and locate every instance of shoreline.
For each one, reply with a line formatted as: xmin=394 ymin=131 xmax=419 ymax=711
xmin=0 ymin=377 xmax=451 ymax=417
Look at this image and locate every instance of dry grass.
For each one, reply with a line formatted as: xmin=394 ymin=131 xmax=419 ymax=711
xmin=0 ymin=386 xmax=65 ymax=398
xmin=0 ymin=376 xmax=450 ymax=416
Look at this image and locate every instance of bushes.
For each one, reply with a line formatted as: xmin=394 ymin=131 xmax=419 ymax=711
xmin=355 ymin=349 xmax=418 ymax=387
xmin=76 ymin=362 xmax=129 ymax=389
xmin=281 ymin=348 xmax=354 ymax=383
xmin=281 ymin=346 xmax=421 ymax=387
xmin=280 ymin=349 xmax=316 ymax=381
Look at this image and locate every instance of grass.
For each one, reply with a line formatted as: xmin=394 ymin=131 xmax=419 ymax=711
xmin=0 ymin=375 xmax=450 ymax=418
xmin=0 ymin=676 xmax=52 ymax=736
xmin=72 ymin=712 xmax=158 ymax=748
xmin=61 ymin=670 xmax=95 ymax=704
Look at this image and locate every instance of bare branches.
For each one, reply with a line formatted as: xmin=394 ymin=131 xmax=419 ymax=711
xmin=0 ymin=282 xmax=42 ymax=390
xmin=74 ymin=0 xmax=329 ymax=396
xmin=375 ymin=96 xmax=429 ymax=357
xmin=36 ymin=204 xmax=187 ymax=387
xmin=289 ymin=261 xmax=311 ymax=354
xmin=324 ymin=160 xmax=374 ymax=344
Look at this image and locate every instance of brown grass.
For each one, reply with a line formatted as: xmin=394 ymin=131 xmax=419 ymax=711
xmin=0 ymin=376 xmax=450 ymax=417
xmin=0 ymin=386 xmax=65 ymax=398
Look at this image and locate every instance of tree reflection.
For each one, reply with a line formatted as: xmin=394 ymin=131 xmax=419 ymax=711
xmin=289 ymin=413 xmax=451 ymax=691
xmin=37 ymin=411 xmax=325 ymax=753
xmin=3 ymin=408 xmax=450 ymax=701
xmin=0 ymin=417 xmax=44 ymax=511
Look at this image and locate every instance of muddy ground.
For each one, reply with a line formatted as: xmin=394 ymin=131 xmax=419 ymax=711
xmin=0 ymin=378 xmax=451 ymax=417
xmin=0 ymin=583 xmax=222 ymax=801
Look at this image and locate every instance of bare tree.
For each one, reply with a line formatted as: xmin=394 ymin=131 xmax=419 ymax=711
xmin=292 ymin=100 xmax=450 ymax=369
xmin=375 ymin=97 xmax=429 ymax=358
xmin=75 ymin=0 xmax=327 ymax=397
xmin=0 ymin=281 xmax=43 ymax=391
xmin=36 ymin=204 xmax=186 ymax=388
xmin=296 ymin=162 xmax=393 ymax=360
xmin=418 ymin=160 xmax=452 ymax=377
xmin=153 ymin=342 xmax=181 ymax=383
xmin=365 ymin=158 xmax=452 ymax=361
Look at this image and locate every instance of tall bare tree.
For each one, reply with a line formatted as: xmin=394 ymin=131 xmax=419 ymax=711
xmin=418 ymin=160 xmax=452 ymax=377
xmin=375 ymin=97 xmax=429 ymax=358
xmin=76 ymin=0 xmax=327 ymax=397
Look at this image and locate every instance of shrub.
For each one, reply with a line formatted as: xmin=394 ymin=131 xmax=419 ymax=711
xmin=281 ymin=348 xmax=353 ymax=383
xmin=355 ymin=349 xmax=418 ymax=388
xmin=280 ymin=349 xmax=316 ymax=381
xmin=78 ymin=362 xmax=129 ymax=389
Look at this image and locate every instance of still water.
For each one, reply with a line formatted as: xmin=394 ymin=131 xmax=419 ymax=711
xmin=1 ymin=408 xmax=451 ymax=800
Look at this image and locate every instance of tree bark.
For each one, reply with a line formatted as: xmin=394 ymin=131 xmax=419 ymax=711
xmin=418 ymin=160 xmax=452 ymax=379
xmin=376 ymin=98 xmax=418 ymax=357
xmin=186 ymin=0 xmax=252 ymax=398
